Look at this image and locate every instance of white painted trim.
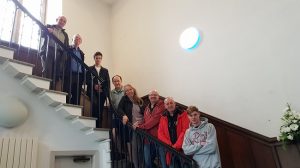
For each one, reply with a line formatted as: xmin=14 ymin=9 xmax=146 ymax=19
xmin=0 ymin=47 xmax=14 ymax=59
xmin=49 ymin=150 xmax=98 ymax=168
xmin=21 ymin=76 xmax=50 ymax=90
xmin=38 ymin=91 xmax=66 ymax=105
xmin=55 ymin=104 xmax=82 ymax=117
xmin=8 ymin=62 xmax=33 ymax=75
xmin=71 ymin=117 xmax=96 ymax=128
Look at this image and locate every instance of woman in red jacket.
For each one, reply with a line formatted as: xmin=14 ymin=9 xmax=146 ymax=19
xmin=158 ymin=97 xmax=190 ymax=168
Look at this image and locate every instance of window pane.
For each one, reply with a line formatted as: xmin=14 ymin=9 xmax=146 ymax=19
xmin=0 ymin=0 xmax=16 ymax=42
xmin=18 ymin=0 xmax=44 ymax=49
xmin=0 ymin=0 xmax=45 ymax=49
xmin=19 ymin=15 xmax=41 ymax=49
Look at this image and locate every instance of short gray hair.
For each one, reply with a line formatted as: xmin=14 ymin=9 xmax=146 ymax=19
xmin=164 ymin=97 xmax=174 ymax=104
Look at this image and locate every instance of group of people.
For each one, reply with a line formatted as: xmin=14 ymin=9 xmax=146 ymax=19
xmin=40 ymin=15 xmax=221 ymax=168
xmin=110 ymin=78 xmax=221 ymax=168
xmin=40 ymin=15 xmax=110 ymax=128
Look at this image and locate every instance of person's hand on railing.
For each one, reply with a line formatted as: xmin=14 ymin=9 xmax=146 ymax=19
xmin=122 ymin=115 xmax=128 ymax=125
xmin=94 ymin=84 xmax=103 ymax=92
xmin=132 ymin=121 xmax=140 ymax=130
xmin=47 ymin=28 xmax=54 ymax=33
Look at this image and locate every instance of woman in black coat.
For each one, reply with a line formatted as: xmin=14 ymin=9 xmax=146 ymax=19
xmin=117 ymin=84 xmax=144 ymax=168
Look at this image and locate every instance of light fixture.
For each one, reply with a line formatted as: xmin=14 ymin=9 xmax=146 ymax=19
xmin=179 ymin=27 xmax=201 ymax=50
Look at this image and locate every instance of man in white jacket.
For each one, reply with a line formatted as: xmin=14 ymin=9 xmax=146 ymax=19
xmin=182 ymin=106 xmax=221 ymax=168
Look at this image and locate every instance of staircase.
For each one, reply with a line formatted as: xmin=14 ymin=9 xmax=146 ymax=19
xmin=0 ymin=45 xmax=111 ymax=168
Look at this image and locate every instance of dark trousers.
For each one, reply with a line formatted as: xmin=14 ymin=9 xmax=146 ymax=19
xmin=63 ymin=72 xmax=83 ymax=105
xmin=91 ymin=93 xmax=106 ymax=128
xmin=41 ymin=48 xmax=64 ymax=89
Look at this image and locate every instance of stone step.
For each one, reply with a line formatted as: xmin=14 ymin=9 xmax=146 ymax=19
xmin=33 ymin=88 xmax=67 ymax=106
xmin=15 ymin=72 xmax=51 ymax=90
xmin=82 ymin=127 xmax=110 ymax=142
xmin=55 ymin=103 xmax=83 ymax=117
xmin=0 ymin=45 xmax=14 ymax=59
xmin=0 ymin=56 xmax=34 ymax=76
xmin=68 ymin=115 xmax=97 ymax=128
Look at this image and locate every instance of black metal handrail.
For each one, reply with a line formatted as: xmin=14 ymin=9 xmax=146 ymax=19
xmin=131 ymin=123 xmax=198 ymax=167
xmin=112 ymin=106 xmax=198 ymax=168
xmin=7 ymin=0 xmax=198 ymax=167
xmin=10 ymin=0 xmax=103 ymax=85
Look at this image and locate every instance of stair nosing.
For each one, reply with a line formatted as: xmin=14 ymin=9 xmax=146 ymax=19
xmin=0 ymin=45 xmax=16 ymax=51
xmin=47 ymin=89 xmax=68 ymax=95
xmin=15 ymin=72 xmax=52 ymax=82
xmin=7 ymin=58 xmax=35 ymax=67
xmin=62 ymin=103 xmax=83 ymax=109
xmin=78 ymin=116 xmax=97 ymax=120
xmin=94 ymin=128 xmax=110 ymax=132
xmin=32 ymin=87 xmax=68 ymax=95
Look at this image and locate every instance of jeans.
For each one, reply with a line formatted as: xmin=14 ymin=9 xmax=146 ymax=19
xmin=144 ymin=143 xmax=168 ymax=168
xmin=170 ymin=155 xmax=181 ymax=168
xmin=159 ymin=146 xmax=168 ymax=168
xmin=144 ymin=143 xmax=155 ymax=168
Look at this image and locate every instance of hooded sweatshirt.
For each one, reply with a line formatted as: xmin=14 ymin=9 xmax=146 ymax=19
xmin=182 ymin=117 xmax=221 ymax=168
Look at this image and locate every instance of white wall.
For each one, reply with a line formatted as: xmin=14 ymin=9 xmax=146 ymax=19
xmin=46 ymin=0 xmax=62 ymax=24
xmin=63 ymin=0 xmax=112 ymax=68
xmin=0 ymin=69 xmax=109 ymax=168
xmin=111 ymin=0 xmax=300 ymax=137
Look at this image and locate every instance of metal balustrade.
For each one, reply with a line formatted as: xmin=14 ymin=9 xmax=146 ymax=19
xmin=0 ymin=0 xmax=198 ymax=167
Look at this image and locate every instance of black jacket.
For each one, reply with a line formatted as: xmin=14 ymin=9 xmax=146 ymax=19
xmin=40 ymin=24 xmax=69 ymax=53
xmin=117 ymin=95 xmax=144 ymax=122
xmin=86 ymin=66 xmax=110 ymax=99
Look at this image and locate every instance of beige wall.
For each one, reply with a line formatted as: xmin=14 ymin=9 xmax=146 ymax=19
xmin=60 ymin=0 xmax=300 ymax=137
xmin=63 ymin=0 xmax=112 ymax=68
xmin=111 ymin=0 xmax=300 ymax=137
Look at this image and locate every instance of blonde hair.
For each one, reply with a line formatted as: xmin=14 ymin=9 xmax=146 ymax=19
xmin=124 ymin=84 xmax=143 ymax=106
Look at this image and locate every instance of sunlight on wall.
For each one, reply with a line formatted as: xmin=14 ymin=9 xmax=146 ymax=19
xmin=46 ymin=0 xmax=62 ymax=24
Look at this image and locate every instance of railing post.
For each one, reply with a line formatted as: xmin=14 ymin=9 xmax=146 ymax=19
xmin=9 ymin=4 xmax=18 ymax=47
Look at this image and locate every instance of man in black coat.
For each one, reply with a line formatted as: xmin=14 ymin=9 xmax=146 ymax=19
xmin=40 ymin=16 xmax=69 ymax=90
xmin=87 ymin=51 xmax=110 ymax=128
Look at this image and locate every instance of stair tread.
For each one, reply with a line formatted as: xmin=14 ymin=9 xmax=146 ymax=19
xmin=94 ymin=128 xmax=110 ymax=131
xmin=33 ymin=87 xmax=68 ymax=95
xmin=15 ymin=72 xmax=52 ymax=81
xmin=62 ymin=103 xmax=83 ymax=109
xmin=0 ymin=45 xmax=15 ymax=51
xmin=0 ymin=56 xmax=10 ymax=63
xmin=0 ymin=56 xmax=35 ymax=67
xmin=67 ymin=115 xmax=97 ymax=120
xmin=78 ymin=116 xmax=97 ymax=120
